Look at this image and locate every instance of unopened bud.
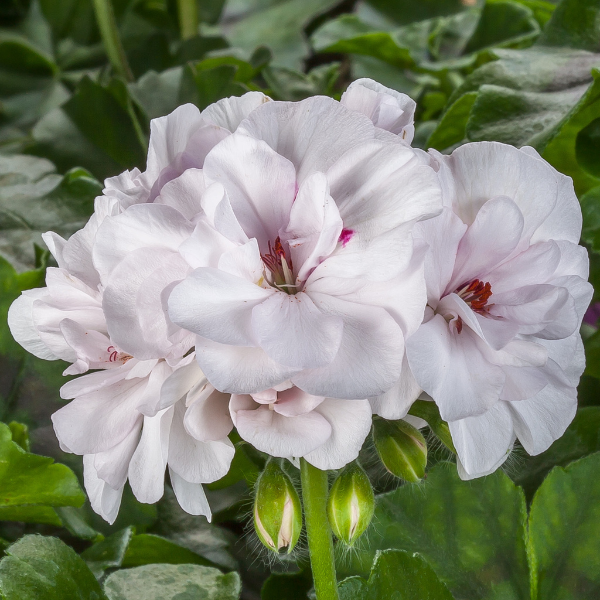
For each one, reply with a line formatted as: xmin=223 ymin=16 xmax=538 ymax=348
xmin=408 ymin=400 xmax=456 ymax=454
xmin=327 ymin=462 xmax=374 ymax=546
xmin=373 ymin=418 xmax=427 ymax=482
xmin=253 ymin=460 xmax=302 ymax=554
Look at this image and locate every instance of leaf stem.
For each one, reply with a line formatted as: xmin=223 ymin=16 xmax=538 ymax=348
xmin=177 ymin=0 xmax=199 ymax=40
xmin=91 ymin=0 xmax=134 ymax=82
xmin=300 ymin=459 xmax=339 ymax=600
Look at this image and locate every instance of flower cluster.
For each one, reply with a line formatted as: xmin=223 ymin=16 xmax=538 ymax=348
xmin=9 ymin=79 xmax=591 ymax=522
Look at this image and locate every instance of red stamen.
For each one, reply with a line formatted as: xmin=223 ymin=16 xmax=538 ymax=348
xmin=455 ymin=279 xmax=493 ymax=324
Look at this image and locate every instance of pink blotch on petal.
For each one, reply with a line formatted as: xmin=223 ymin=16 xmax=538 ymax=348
xmin=339 ymin=228 xmax=354 ymax=247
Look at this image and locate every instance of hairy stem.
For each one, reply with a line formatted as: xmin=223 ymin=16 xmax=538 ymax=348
xmin=300 ymin=459 xmax=339 ymax=600
xmin=177 ymin=0 xmax=199 ymax=40
xmin=91 ymin=0 xmax=133 ymax=82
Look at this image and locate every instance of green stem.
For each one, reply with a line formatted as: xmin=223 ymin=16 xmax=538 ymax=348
xmin=177 ymin=0 xmax=199 ymax=40
xmin=300 ymin=459 xmax=339 ymax=600
xmin=91 ymin=0 xmax=134 ymax=82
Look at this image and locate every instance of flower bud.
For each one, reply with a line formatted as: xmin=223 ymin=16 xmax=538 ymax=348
xmin=372 ymin=418 xmax=427 ymax=482
xmin=253 ymin=460 xmax=302 ymax=554
xmin=327 ymin=462 xmax=374 ymax=546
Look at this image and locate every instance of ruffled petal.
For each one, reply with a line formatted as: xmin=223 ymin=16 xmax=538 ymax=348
xmin=169 ymin=469 xmax=212 ymax=519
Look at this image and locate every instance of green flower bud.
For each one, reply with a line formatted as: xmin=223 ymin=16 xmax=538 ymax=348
xmin=253 ymin=460 xmax=302 ymax=554
xmin=327 ymin=462 xmax=374 ymax=546
xmin=408 ymin=400 xmax=456 ymax=454
xmin=372 ymin=418 xmax=427 ymax=482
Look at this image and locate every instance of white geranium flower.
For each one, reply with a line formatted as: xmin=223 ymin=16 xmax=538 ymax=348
xmin=8 ymin=199 xmax=234 ymax=524
xmin=402 ymin=142 xmax=593 ymax=479
xmin=230 ymin=383 xmax=372 ymax=470
xmin=168 ymin=94 xmax=442 ymax=399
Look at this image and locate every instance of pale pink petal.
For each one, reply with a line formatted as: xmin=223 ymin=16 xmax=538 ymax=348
xmin=272 ymin=387 xmax=324 ymax=417
xmin=93 ymin=425 xmax=141 ymax=489
xmin=217 ymin=239 xmax=265 ymax=283
xmin=499 ymin=365 xmax=548 ymax=402
xmin=178 ymin=219 xmax=237 ymax=270
xmin=159 ymin=360 xmax=205 ymax=412
xmin=155 ymin=168 xmax=206 ymax=220
xmin=135 ymin=360 xmax=174 ymax=416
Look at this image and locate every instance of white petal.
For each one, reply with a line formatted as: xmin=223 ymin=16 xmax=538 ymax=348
xmin=128 ymin=408 xmax=174 ymax=504
xmin=201 ymin=91 xmax=271 ymax=131
xmin=168 ymin=401 xmax=234 ymax=483
xmin=159 ymin=360 xmax=206 ymax=412
xmin=303 ymin=398 xmax=372 ymax=470
xmin=169 ymin=267 xmax=272 ymax=346
xmin=327 ymin=141 xmax=442 ymax=240
xmin=103 ymin=247 xmax=191 ymax=359
xmin=169 ymin=469 xmax=212 ymax=519
xmin=238 ymin=95 xmax=376 ymax=184
xmin=370 ymin=355 xmax=421 ymax=420
xmin=251 ymin=291 xmax=344 ymax=369
xmin=184 ymin=385 xmax=233 ymax=442
xmin=203 ymin=133 xmax=297 ymax=247
xmin=449 ymin=402 xmax=514 ymax=479
xmin=508 ymin=362 xmax=577 ymax=455
xmin=272 ymin=387 xmax=324 ymax=417
xmin=193 ymin=336 xmax=300 ymax=394
xmin=8 ymin=290 xmax=58 ymax=360
xmin=94 ymin=425 xmax=141 ymax=489
xmin=291 ymin=294 xmax=405 ymax=399
xmin=155 ymin=168 xmax=206 ymax=220
xmin=52 ymin=377 xmax=145 ymax=454
xmin=341 ymin=78 xmax=416 ymax=141
xmin=447 ymin=196 xmax=524 ymax=292
xmin=231 ymin=398 xmax=332 ymax=457
xmin=93 ymin=204 xmax=194 ymax=281
xmin=284 ymin=171 xmax=342 ymax=283
xmin=406 ymin=314 xmax=505 ymax=421
xmin=83 ymin=455 xmax=123 ymax=525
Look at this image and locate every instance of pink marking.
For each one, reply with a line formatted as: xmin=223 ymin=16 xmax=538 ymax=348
xmin=107 ymin=346 xmax=118 ymax=362
xmin=339 ymin=228 xmax=354 ymax=247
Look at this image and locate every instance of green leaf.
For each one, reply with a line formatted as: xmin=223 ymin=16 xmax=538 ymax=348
xmin=0 ymin=421 xmax=85 ymax=510
xmin=128 ymin=67 xmax=184 ymax=120
xmin=55 ymin=506 xmax=102 ymax=541
xmin=537 ymin=0 xmax=600 ymax=52
xmin=542 ymin=69 xmax=600 ymax=194
xmin=340 ymin=463 xmax=530 ymax=600
xmin=581 ymin=186 xmax=600 ymax=252
xmin=512 ymin=407 xmax=600 ymax=499
xmin=103 ymin=564 xmax=241 ymax=600
xmin=529 ymin=452 xmax=600 ymax=599
xmin=339 ymin=550 xmax=455 ymax=600
xmin=7 ymin=420 xmax=29 ymax=451
xmin=224 ymin=0 xmax=342 ymax=70
xmin=584 ymin=328 xmax=600 ymax=379
xmin=0 ymin=534 xmax=107 ymax=600
xmin=0 ymin=154 xmax=100 ymax=271
xmin=122 ymin=533 xmax=217 ymax=569
xmin=261 ymin=570 xmax=312 ymax=600
xmin=263 ymin=63 xmax=340 ymax=101
xmin=363 ymin=0 xmax=478 ymax=26
xmin=179 ymin=61 xmax=248 ymax=111
xmin=62 ymin=76 xmax=147 ymax=170
xmin=82 ymin=528 xmax=134 ymax=578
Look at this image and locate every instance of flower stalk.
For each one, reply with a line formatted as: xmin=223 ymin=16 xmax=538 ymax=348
xmin=91 ymin=0 xmax=133 ymax=82
xmin=177 ymin=0 xmax=199 ymax=40
xmin=300 ymin=459 xmax=339 ymax=600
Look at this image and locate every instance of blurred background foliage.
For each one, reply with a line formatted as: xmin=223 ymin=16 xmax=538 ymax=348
xmin=1 ymin=0 xmax=600 ymax=599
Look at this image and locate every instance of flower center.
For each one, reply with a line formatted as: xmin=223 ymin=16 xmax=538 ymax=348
xmin=261 ymin=236 xmax=297 ymax=293
xmin=455 ymin=279 xmax=493 ymax=314
xmin=106 ymin=345 xmax=133 ymax=364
